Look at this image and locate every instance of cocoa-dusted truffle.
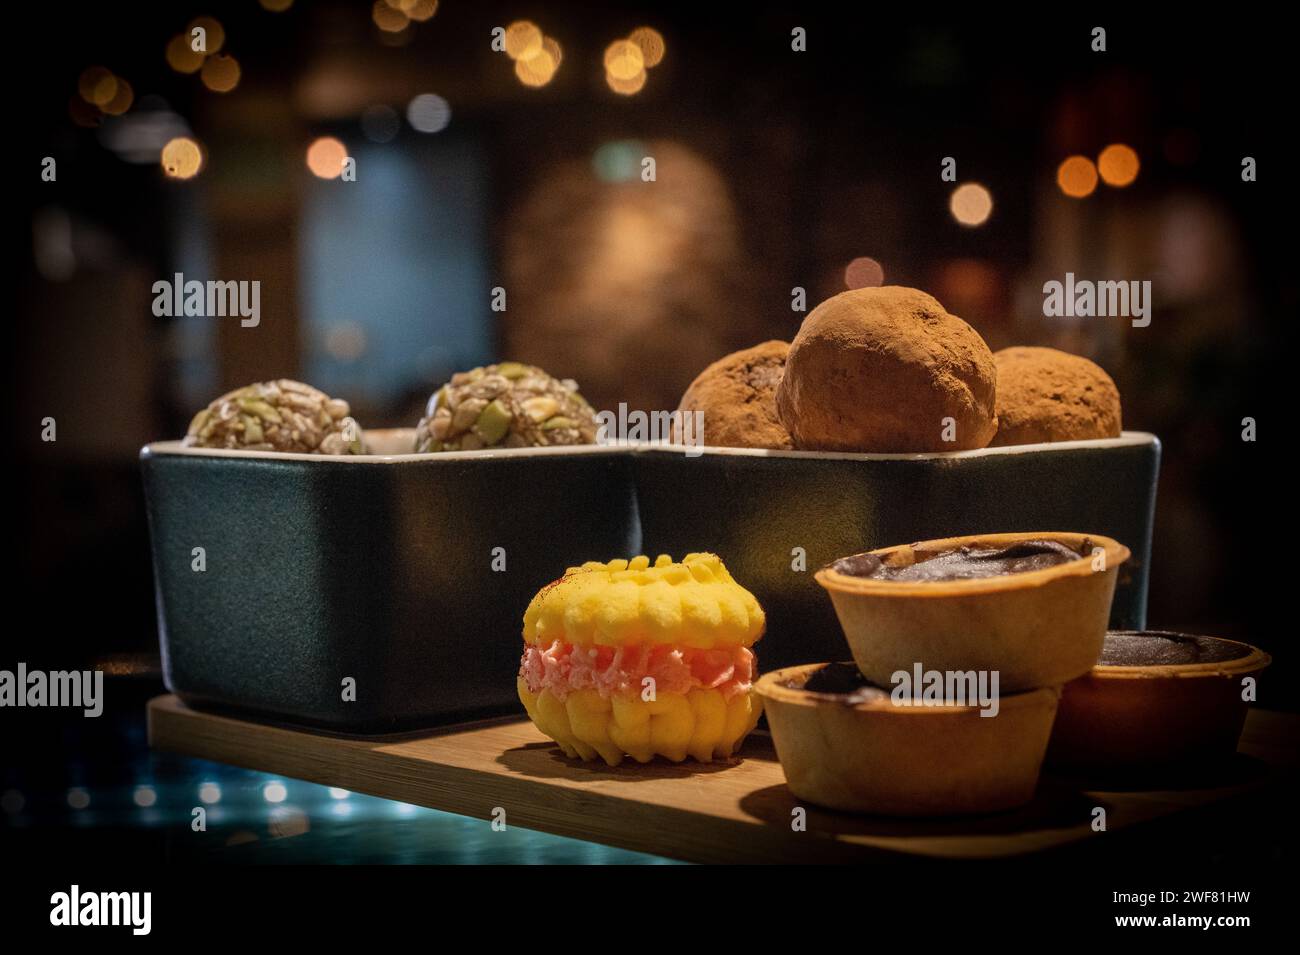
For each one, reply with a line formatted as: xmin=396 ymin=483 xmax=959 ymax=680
xmin=991 ymin=346 xmax=1121 ymax=446
xmin=775 ymin=287 xmax=998 ymax=452
xmin=674 ymin=341 xmax=793 ymax=450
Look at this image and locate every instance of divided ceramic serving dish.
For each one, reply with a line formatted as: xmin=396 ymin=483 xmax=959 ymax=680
xmin=141 ymin=429 xmax=1159 ymax=732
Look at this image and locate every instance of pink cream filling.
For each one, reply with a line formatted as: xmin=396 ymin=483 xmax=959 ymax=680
xmin=520 ymin=641 xmax=756 ymax=702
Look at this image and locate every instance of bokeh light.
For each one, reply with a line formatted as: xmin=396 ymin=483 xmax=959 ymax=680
xmin=187 ymin=16 xmax=225 ymax=55
xmin=949 ymin=182 xmax=993 ymax=226
xmin=306 ymin=136 xmax=348 ymax=179
xmin=503 ymin=140 xmax=741 ymax=409
xmin=262 ymin=782 xmax=288 ymax=804
xmin=166 ymin=34 xmax=205 ymax=74
xmin=160 ymin=137 xmax=203 ymax=179
xmin=844 ymin=256 xmax=885 ymax=289
xmin=78 ymin=67 xmax=117 ymax=106
xmin=604 ymin=40 xmax=645 ymax=81
xmin=1057 ymin=155 xmax=1098 ymax=199
xmin=67 ymin=787 xmax=90 ymax=810
xmin=132 ymin=785 xmax=158 ymax=808
xmin=198 ymin=782 xmax=222 ymax=804
xmin=200 ymin=54 xmax=241 ymax=93
xmin=268 ymin=806 xmax=310 ymax=838
xmin=606 ymin=69 xmax=647 ymax=96
xmin=372 ymin=1 xmax=408 ymax=33
xmin=404 ymin=0 xmax=438 ymax=22
xmin=516 ymin=51 xmax=557 ymax=88
xmin=100 ymin=78 xmax=134 ymax=116
xmin=1098 ymin=143 xmax=1140 ymax=187
xmin=628 ymin=27 xmax=666 ymax=68
xmin=504 ymin=21 xmax=543 ymax=60
xmin=542 ymin=36 xmax=563 ymax=68
xmin=259 ymin=0 xmax=294 ymax=10
xmin=406 ymin=93 xmax=451 ymax=132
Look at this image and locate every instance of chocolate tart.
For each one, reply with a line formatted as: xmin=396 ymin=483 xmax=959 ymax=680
xmin=756 ymin=663 xmax=1061 ymax=815
xmin=815 ymin=532 xmax=1130 ymax=692
xmin=1047 ymin=631 xmax=1271 ymax=770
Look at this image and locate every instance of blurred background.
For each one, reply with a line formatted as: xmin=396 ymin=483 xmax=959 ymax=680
xmin=6 ymin=2 xmax=1291 ymax=860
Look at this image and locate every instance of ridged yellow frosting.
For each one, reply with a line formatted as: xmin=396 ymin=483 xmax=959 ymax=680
xmin=522 ymin=553 xmax=765 ymax=649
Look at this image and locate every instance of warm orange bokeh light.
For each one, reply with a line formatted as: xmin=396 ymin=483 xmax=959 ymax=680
xmin=541 ymin=36 xmax=563 ymax=68
xmin=372 ymin=1 xmax=408 ymax=32
xmin=1098 ymin=144 xmax=1140 ymax=187
xmin=504 ymin=21 xmax=543 ymax=60
xmin=628 ymin=27 xmax=665 ymax=68
xmin=166 ymin=34 xmax=205 ymax=74
xmin=101 ymin=79 xmax=134 ymax=116
xmin=515 ymin=50 xmax=557 ymax=87
xmin=259 ymin=0 xmax=294 ymax=10
xmin=604 ymin=40 xmax=645 ymax=81
xmin=306 ymin=137 xmax=349 ymax=179
xmin=606 ymin=69 xmax=647 ymax=96
xmin=200 ymin=54 xmax=241 ymax=93
xmin=950 ymin=182 xmax=994 ymax=226
xmin=187 ymin=16 xmax=225 ymax=55
xmin=844 ymin=257 xmax=885 ymax=289
xmin=1057 ymin=155 xmax=1098 ymax=198
xmin=78 ymin=67 xmax=117 ymax=106
xmin=161 ymin=138 xmax=203 ymax=179
xmin=404 ymin=0 xmax=438 ymax=22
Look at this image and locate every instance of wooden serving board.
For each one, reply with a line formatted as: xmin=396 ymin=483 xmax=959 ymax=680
xmin=147 ymin=695 xmax=1297 ymax=864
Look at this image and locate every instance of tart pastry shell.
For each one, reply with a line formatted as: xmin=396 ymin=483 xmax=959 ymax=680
xmin=1047 ymin=636 xmax=1270 ymax=770
xmin=756 ymin=664 xmax=1061 ymax=816
xmin=816 ymin=532 xmax=1129 ymax=692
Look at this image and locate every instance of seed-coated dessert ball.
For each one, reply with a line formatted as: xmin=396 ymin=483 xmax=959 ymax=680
xmin=184 ymin=380 xmax=364 ymax=454
xmin=416 ymin=362 xmax=599 ymax=452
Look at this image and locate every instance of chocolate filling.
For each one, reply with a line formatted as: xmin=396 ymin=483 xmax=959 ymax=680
xmin=788 ymin=662 xmax=892 ymax=705
xmin=1098 ymin=631 xmax=1250 ymax=667
xmin=831 ymin=538 xmax=1088 ymax=582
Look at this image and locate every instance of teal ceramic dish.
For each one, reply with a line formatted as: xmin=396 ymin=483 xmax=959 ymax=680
xmin=142 ymin=431 xmax=638 ymax=733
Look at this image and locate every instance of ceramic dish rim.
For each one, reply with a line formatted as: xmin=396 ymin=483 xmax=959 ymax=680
xmin=140 ymin=429 xmax=1159 ymax=466
xmin=641 ymin=430 xmax=1157 ymax=462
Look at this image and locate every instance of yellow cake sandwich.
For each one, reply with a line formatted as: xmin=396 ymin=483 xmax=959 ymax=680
xmin=517 ymin=553 xmax=765 ymax=766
